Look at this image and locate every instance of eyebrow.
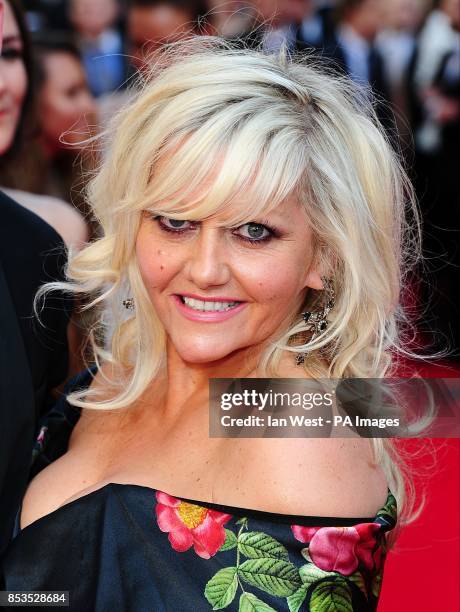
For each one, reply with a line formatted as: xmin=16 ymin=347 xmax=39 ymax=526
xmin=145 ymin=205 xmax=291 ymax=225
xmin=2 ymin=35 xmax=23 ymax=45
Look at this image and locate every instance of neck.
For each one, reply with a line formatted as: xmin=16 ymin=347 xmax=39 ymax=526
xmin=159 ymin=340 xmax=266 ymax=418
xmin=39 ymin=135 xmax=59 ymax=160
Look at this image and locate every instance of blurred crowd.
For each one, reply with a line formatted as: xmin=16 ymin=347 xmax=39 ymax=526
xmin=0 ymin=0 xmax=459 ymax=356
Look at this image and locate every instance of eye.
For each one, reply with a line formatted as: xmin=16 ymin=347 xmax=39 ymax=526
xmin=0 ymin=47 xmax=24 ymax=62
xmin=234 ymin=222 xmax=277 ymax=243
xmin=154 ymin=216 xmax=195 ymax=233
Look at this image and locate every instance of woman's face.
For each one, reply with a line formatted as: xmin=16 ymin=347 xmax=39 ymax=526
xmin=0 ymin=0 xmax=27 ymax=155
xmin=38 ymin=51 xmax=96 ymax=155
xmin=136 ymin=193 xmax=323 ymax=364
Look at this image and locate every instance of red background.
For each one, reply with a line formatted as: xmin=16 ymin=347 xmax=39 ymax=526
xmin=379 ymin=363 xmax=460 ymax=611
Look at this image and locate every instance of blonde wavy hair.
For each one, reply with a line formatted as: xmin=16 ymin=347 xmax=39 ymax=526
xmin=39 ymin=38 xmax=426 ymax=531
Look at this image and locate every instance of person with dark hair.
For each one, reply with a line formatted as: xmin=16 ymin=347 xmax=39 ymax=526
xmin=0 ymin=0 xmax=71 ymax=558
xmin=128 ymin=0 xmax=208 ymax=69
xmin=320 ymin=0 xmax=396 ymax=134
xmin=409 ymin=0 xmax=460 ymax=355
xmin=1 ymin=31 xmax=96 ymax=242
xmin=98 ymin=0 xmax=208 ymax=126
xmin=229 ymin=0 xmax=331 ymax=53
xmin=69 ymin=0 xmax=128 ymax=98
xmin=0 ymin=0 xmax=32 ymax=160
xmin=0 ymin=4 xmax=89 ymax=248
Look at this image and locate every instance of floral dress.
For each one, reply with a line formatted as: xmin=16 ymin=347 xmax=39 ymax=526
xmin=3 ymin=371 xmax=397 ymax=611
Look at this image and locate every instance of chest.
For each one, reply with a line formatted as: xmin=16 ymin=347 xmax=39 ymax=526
xmin=23 ymin=409 xmax=305 ymax=530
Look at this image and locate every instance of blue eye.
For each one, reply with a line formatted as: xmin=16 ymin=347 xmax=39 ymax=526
xmin=155 ymin=216 xmax=195 ymax=232
xmin=236 ymin=223 xmax=273 ymax=242
xmin=151 ymin=215 xmax=280 ymax=245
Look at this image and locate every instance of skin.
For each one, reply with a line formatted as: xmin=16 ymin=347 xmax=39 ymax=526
xmin=128 ymin=5 xmax=196 ymax=70
xmin=136 ymin=196 xmax=324 ymax=374
xmin=381 ymin=0 xmax=426 ymax=31
xmin=343 ymin=0 xmax=387 ymax=42
xmin=70 ymin=0 xmax=119 ymax=40
xmin=0 ymin=0 xmax=27 ymax=155
xmin=38 ymin=51 xmax=96 ymax=157
xmin=20 ymin=185 xmax=388 ymax=529
xmin=252 ymin=0 xmax=309 ymax=27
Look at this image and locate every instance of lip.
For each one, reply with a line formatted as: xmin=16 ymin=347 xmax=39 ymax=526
xmin=177 ymin=292 xmax=245 ymax=302
xmin=172 ymin=294 xmax=248 ymax=322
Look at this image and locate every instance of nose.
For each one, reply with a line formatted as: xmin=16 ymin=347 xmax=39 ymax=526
xmin=80 ymin=91 xmax=96 ymax=117
xmin=184 ymin=226 xmax=231 ymax=290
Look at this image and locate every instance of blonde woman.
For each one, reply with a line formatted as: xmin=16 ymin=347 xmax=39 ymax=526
xmin=3 ymin=39 xmax=418 ymax=611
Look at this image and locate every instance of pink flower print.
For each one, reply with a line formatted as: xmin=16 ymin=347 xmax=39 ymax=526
xmin=291 ymin=522 xmax=382 ymax=575
xmin=155 ymin=491 xmax=232 ymax=559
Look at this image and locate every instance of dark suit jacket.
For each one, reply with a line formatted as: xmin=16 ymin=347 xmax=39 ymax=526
xmin=0 ymin=190 xmax=71 ymax=557
xmin=318 ymin=33 xmax=396 ymax=138
xmin=231 ymin=15 xmax=395 ymax=140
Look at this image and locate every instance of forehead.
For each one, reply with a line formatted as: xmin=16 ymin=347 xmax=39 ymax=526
xmin=206 ymin=192 xmax=306 ymax=226
xmin=3 ymin=1 xmax=20 ymax=37
xmin=43 ymin=52 xmax=84 ymax=83
xmin=129 ymin=5 xmax=193 ymax=41
xmin=151 ymin=146 xmax=295 ymax=217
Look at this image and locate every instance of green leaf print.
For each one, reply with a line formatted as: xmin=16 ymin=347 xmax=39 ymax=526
xmin=220 ymin=529 xmax=238 ymax=551
xmin=238 ymin=532 xmax=289 ymax=560
xmin=348 ymin=571 xmax=367 ymax=598
xmin=376 ymin=493 xmax=397 ymax=523
xmin=300 ymin=548 xmax=312 ymax=563
xmin=286 ymin=583 xmax=309 ymax=612
xmin=371 ymin=570 xmax=383 ymax=598
xmin=238 ymin=558 xmax=301 ymax=597
xmin=238 ymin=592 xmax=277 ymax=612
xmin=299 ymin=563 xmax=338 ymax=587
xmin=309 ymin=578 xmax=353 ymax=612
xmin=205 ymin=567 xmax=238 ymax=610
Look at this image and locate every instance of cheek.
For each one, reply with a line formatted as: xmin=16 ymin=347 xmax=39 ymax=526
xmin=135 ymin=231 xmax=177 ymax=292
xmin=41 ymin=90 xmax=72 ymax=136
xmin=242 ymin=252 xmax=307 ymax=304
xmin=6 ymin=62 xmax=27 ymax=109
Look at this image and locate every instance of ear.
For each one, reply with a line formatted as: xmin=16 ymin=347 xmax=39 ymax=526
xmin=302 ymin=267 xmax=324 ymax=291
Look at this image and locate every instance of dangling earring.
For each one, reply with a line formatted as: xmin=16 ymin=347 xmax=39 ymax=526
xmin=123 ymin=298 xmax=135 ymax=310
xmin=295 ymin=277 xmax=335 ymax=366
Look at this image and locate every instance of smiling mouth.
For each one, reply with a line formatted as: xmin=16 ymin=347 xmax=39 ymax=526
xmin=177 ymin=295 xmax=243 ymax=312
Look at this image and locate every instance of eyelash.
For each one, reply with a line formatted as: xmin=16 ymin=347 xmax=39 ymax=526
xmin=0 ymin=48 xmax=24 ymax=61
xmin=151 ymin=215 xmax=281 ymax=245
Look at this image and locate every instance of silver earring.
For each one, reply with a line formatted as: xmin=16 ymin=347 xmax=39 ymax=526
xmin=123 ymin=298 xmax=135 ymax=310
xmin=296 ymin=277 xmax=335 ymax=366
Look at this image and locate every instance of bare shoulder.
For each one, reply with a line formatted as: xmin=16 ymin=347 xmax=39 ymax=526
xmin=298 ymin=437 xmax=389 ymax=517
xmin=244 ymin=360 xmax=390 ymax=517
xmin=238 ymin=436 xmax=389 ymax=518
xmin=68 ymin=363 xmax=134 ymax=446
xmin=3 ymin=188 xmax=88 ymax=250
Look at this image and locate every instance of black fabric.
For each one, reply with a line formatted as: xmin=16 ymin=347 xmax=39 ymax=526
xmin=318 ymin=36 xmax=396 ymax=140
xmin=0 ymin=190 xmax=71 ymax=557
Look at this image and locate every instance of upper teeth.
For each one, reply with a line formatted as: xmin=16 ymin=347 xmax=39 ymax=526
xmin=182 ymin=297 xmax=239 ymax=311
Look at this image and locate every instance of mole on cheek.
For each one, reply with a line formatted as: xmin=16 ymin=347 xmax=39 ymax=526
xmin=160 ymin=265 xmax=164 ymax=270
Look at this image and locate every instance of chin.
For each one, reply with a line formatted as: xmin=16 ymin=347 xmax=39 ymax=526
xmin=176 ymin=348 xmax=234 ymax=365
xmin=170 ymin=336 xmax=241 ymax=365
xmin=0 ymin=133 xmax=14 ymax=156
